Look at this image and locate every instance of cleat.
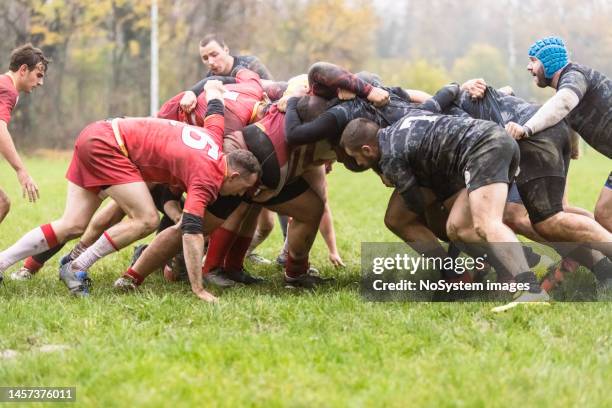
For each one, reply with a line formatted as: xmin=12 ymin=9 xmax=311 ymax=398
xmin=203 ymin=268 xmax=236 ymax=288
xmin=284 ymin=271 xmax=334 ymax=289
xmin=276 ymin=250 xmax=288 ymax=267
xmin=10 ymin=267 xmax=34 ymax=281
xmin=246 ymin=253 xmax=272 ymax=265
xmin=223 ymin=267 xmax=265 ymax=284
xmin=491 ymin=289 xmax=550 ymax=313
xmin=114 ymin=276 xmax=138 ymax=292
xmin=130 ymin=244 xmax=148 ymax=267
xmin=59 ymin=261 xmax=91 ymax=297
xmin=540 ymin=258 xmax=578 ymax=292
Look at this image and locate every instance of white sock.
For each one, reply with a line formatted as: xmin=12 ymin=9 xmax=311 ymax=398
xmin=68 ymin=241 xmax=88 ymax=261
xmin=0 ymin=226 xmax=52 ymax=273
xmin=71 ymin=233 xmax=117 ymax=272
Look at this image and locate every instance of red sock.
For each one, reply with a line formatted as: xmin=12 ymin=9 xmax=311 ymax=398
xmin=124 ymin=267 xmax=144 ymax=285
xmin=286 ymin=254 xmax=309 ymax=278
xmin=224 ymin=235 xmax=253 ymax=272
xmin=24 ymin=257 xmax=43 ymax=273
xmin=40 ymin=223 xmax=58 ymax=248
xmin=202 ymin=227 xmax=237 ymax=274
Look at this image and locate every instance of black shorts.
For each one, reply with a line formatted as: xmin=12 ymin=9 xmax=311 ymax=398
xmin=261 ymin=177 xmax=310 ymax=206
xmin=207 ymin=195 xmax=243 ymax=220
xmin=517 ymin=176 xmax=565 ymax=224
xmin=150 ymin=185 xmax=184 ymax=233
xmin=605 ymin=172 xmax=612 ymax=189
xmin=516 ymin=121 xmax=571 ymax=185
xmin=464 ymin=126 xmax=520 ymax=192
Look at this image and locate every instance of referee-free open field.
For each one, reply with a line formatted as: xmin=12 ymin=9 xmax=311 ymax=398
xmin=1 ymin=151 xmax=611 ymax=407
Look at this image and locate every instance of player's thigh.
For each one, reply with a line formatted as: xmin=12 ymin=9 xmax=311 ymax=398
xmin=302 ymin=165 xmax=327 ymax=203
xmin=265 ymin=188 xmax=324 ymax=223
xmin=468 ymin=182 xmax=508 ymax=224
xmin=59 ymin=181 xmax=103 ymax=227
xmin=104 ymin=181 xmax=157 ymax=221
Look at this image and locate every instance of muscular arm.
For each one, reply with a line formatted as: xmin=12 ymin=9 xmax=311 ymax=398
xmin=309 ymin=61 xmax=373 ymax=99
xmin=284 ymin=97 xmax=340 ymax=145
xmin=0 ymin=120 xmax=27 ymax=174
xmin=524 ymin=88 xmax=581 ymax=133
xmin=418 ymin=83 xmax=460 ymax=113
xmin=190 ymin=76 xmax=237 ymax=96
xmin=262 ymin=80 xmax=288 ymax=101
xmin=181 ymin=212 xmax=216 ymax=302
xmin=404 ymin=89 xmax=433 ymax=103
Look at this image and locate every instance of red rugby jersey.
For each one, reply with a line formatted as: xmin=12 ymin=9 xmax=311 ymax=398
xmin=0 ymin=74 xmax=19 ymax=124
xmin=157 ymin=69 xmax=263 ymax=133
xmin=117 ymin=115 xmax=226 ymax=217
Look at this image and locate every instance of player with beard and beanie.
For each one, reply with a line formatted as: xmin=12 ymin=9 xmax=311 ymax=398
xmin=505 ymin=36 xmax=612 ymax=235
xmin=454 ymin=82 xmax=612 ymax=288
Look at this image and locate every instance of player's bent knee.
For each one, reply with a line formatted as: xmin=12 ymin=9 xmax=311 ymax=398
xmin=140 ymin=212 xmax=161 ymax=234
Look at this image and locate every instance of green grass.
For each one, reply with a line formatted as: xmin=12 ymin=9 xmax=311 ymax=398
xmin=0 ymin=150 xmax=611 ymax=407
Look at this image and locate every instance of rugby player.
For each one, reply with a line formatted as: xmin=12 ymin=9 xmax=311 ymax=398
xmin=340 ymin=110 xmax=550 ymax=309
xmin=0 ymin=81 xmax=261 ymax=302
xmin=504 ymin=36 xmax=612 ymax=233
xmin=454 ymin=80 xmax=612 ymax=287
xmin=0 ymin=44 xmax=49 ymax=228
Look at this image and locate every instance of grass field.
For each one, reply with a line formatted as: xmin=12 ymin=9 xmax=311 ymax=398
xmin=0 ymin=149 xmax=611 ymax=407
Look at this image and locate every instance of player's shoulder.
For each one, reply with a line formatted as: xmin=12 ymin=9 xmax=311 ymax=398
xmin=0 ymin=75 xmax=18 ymax=100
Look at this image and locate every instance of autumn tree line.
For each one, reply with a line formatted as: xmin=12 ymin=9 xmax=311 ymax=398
xmin=2 ymin=0 xmax=611 ymax=149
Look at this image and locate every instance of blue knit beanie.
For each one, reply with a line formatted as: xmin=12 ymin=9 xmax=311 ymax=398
xmin=528 ymin=36 xmax=568 ymax=78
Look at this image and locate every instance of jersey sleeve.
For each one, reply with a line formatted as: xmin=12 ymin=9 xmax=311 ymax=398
xmin=308 ymin=62 xmax=373 ymax=100
xmin=557 ymin=69 xmax=588 ymax=100
xmin=0 ymin=86 xmax=18 ymax=124
xmin=203 ymin=99 xmax=225 ymax=145
xmin=380 ymin=156 xmax=423 ymax=213
xmin=285 ymin=97 xmax=340 ymax=146
xmin=157 ymin=92 xmax=184 ymax=120
xmin=183 ymin=182 xmax=218 ymax=217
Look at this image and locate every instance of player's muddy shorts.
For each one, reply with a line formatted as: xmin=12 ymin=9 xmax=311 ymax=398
xmin=515 ymin=121 xmax=571 ymax=224
xmin=207 ymin=195 xmax=243 ymax=220
xmin=464 ymin=126 xmax=519 ymax=192
xmin=260 ymin=177 xmax=310 ymax=206
xmin=66 ymin=120 xmax=142 ymax=192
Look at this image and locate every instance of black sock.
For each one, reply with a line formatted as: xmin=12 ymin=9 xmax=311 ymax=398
xmin=515 ymin=271 xmax=541 ymax=293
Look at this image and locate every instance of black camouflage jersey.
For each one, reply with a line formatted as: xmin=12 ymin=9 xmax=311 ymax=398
xmin=456 ymin=86 xmax=571 ymax=182
xmin=556 ymin=62 xmax=612 ymax=158
xmin=378 ymin=109 xmax=499 ymax=211
xmin=455 ymin=86 xmax=538 ymax=126
xmin=285 ymin=84 xmax=461 ymax=146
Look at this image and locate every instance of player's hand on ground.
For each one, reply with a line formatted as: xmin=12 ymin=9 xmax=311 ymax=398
xmin=505 ymin=122 xmax=526 ymax=140
xmin=338 ymin=88 xmax=356 ymax=100
xmin=179 ymin=91 xmax=197 ymax=113
xmin=193 ymin=287 xmax=218 ymax=303
xmin=367 ymin=86 xmax=390 ymax=107
xmin=17 ymin=169 xmax=39 ymax=202
xmin=204 ymin=80 xmax=225 ymax=102
xmin=329 ymin=252 xmax=345 ymax=268
xmin=461 ymin=78 xmax=487 ymax=99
